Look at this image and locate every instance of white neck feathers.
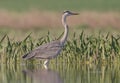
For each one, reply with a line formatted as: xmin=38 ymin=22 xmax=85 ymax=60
xmin=60 ymin=13 xmax=69 ymax=45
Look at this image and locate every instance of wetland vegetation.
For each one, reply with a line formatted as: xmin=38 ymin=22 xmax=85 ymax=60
xmin=0 ymin=27 xmax=120 ymax=65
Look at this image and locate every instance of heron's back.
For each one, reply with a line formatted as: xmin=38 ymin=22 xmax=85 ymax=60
xmin=22 ymin=40 xmax=63 ymax=59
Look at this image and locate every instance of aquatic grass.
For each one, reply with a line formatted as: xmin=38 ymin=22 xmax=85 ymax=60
xmin=0 ymin=31 xmax=120 ymax=65
xmin=59 ymin=31 xmax=120 ymax=64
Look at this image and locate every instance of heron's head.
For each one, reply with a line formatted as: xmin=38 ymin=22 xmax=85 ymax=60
xmin=63 ymin=10 xmax=79 ymax=17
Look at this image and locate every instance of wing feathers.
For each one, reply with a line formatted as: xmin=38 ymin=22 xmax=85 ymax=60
xmin=22 ymin=40 xmax=62 ymax=59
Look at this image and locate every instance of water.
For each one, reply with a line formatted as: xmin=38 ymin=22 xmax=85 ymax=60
xmin=0 ymin=63 xmax=120 ymax=83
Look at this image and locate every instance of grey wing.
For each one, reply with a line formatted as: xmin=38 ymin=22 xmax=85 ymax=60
xmin=34 ymin=40 xmax=63 ymax=59
xmin=23 ymin=40 xmax=63 ymax=59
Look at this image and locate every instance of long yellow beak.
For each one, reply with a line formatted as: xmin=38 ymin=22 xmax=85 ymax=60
xmin=71 ymin=12 xmax=79 ymax=15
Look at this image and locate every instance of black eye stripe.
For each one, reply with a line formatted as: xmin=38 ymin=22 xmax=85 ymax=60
xmin=63 ymin=10 xmax=70 ymax=14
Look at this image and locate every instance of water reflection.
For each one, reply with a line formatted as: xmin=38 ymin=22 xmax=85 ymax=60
xmin=23 ymin=68 xmax=63 ymax=83
xmin=0 ymin=63 xmax=120 ymax=83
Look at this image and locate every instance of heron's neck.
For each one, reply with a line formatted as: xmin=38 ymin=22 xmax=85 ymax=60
xmin=60 ymin=14 xmax=69 ymax=44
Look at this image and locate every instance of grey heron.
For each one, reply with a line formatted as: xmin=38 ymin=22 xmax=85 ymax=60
xmin=22 ymin=11 xmax=78 ymax=69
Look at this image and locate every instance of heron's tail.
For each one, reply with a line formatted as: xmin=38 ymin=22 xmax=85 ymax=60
xmin=22 ymin=53 xmax=29 ymax=59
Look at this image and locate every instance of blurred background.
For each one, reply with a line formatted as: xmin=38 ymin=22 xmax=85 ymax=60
xmin=0 ymin=0 xmax=119 ymax=38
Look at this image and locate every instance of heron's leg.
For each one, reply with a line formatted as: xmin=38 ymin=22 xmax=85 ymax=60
xmin=43 ymin=59 xmax=49 ymax=69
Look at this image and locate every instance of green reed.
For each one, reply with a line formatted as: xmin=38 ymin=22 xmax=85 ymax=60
xmin=0 ymin=31 xmax=120 ymax=64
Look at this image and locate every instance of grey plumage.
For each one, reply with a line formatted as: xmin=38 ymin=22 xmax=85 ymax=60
xmin=22 ymin=40 xmax=63 ymax=59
